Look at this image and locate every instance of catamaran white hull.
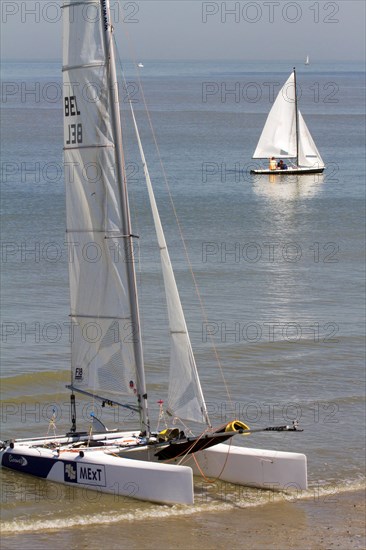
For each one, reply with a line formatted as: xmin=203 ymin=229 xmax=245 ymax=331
xmin=0 ymin=442 xmax=194 ymax=505
xmin=1 ymin=433 xmax=307 ymax=504
xmin=250 ymin=167 xmax=324 ymax=175
xmin=185 ymin=443 xmax=307 ymax=491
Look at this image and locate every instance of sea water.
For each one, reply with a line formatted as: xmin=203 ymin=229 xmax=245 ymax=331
xmin=1 ymin=59 xmax=365 ymax=541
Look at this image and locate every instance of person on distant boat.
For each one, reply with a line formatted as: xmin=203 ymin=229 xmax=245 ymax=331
xmin=277 ymin=159 xmax=287 ymax=170
xmin=269 ymin=157 xmax=277 ymax=170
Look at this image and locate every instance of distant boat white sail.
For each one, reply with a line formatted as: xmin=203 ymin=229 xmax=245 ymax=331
xmin=305 ymin=55 xmax=310 ymax=65
xmin=0 ymin=0 xmax=308 ymax=505
xmin=251 ymin=69 xmax=324 ymax=175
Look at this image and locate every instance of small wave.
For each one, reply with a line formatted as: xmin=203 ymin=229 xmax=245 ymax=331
xmin=305 ymin=478 xmax=366 ymax=499
xmin=1 ymin=370 xmax=69 ymax=388
xmin=1 ymin=479 xmax=364 ymax=535
xmin=1 ymin=371 xmax=69 ymax=400
xmin=0 ymin=503 xmax=231 ymax=534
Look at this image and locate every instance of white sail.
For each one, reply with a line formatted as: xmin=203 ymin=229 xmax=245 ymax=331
xmin=253 ymin=73 xmax=297 ymax=159
xmin=62 ymin=0 xmax=141 ymax=402
xmin=130 ymin=106 xmax=210 ymax=426
xmin=252 ymin=71 xmax=324 ymax=169
xmin=297 ymin=112 xmax=325 ymax=168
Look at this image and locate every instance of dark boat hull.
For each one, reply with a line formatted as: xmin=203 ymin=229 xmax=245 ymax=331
xmin=250 ymin=167 xmax=325 ymax=175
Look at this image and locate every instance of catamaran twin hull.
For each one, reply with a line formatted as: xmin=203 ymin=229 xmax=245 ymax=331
xmin=250 ymin=167 xmax=325 ymax=175
xmin=1 ymin=1 xmax=309 ymax=508
xmin=0 ymin=430 xmax=307 ymax=505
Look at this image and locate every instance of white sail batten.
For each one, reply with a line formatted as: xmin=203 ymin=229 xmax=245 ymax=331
xmin=62 ymin=0 xmax=142 ymax=403
xmin=130 ymin=106 xmax=210 ymax=427
xmin=252 ymin=71 xmax=324 ymax=169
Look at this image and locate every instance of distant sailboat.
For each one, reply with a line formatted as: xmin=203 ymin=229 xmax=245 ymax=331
xmin=305 ymin=55 xmax=310 ymax=65
xmin=137 ymin=62 xmax=144 ymax=68
xmin=250 ymin=68 xmax=325 ymax=175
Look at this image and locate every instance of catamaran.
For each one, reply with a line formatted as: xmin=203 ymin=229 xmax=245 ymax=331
xmin=250 ymin=69 xmax=325 ymax=175
xmin=0 ymin=1 xmax=307 ymax=505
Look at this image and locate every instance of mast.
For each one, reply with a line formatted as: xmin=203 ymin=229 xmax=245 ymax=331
xmin=100 ymin=0 xmax=150 ymax=434
xmin=293 ymin=67 xmax=299 ymax=167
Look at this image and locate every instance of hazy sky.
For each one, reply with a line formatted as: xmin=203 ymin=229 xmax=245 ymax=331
xmin=1 ymin=0 xmax=365 ymax=61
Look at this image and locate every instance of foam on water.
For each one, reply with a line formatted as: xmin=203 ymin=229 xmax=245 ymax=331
xmin=1 ymin=481 xmax=364 ymax=534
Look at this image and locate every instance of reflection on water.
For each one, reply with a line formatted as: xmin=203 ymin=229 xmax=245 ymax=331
xmin=252 ymin=173 xmax=324 ymax=201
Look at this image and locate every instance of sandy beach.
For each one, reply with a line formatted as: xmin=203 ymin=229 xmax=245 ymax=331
xmin=98 ymin=489 xmax=366 ymax=550
xmin=185 ymin=489 xmax=366 ymax=550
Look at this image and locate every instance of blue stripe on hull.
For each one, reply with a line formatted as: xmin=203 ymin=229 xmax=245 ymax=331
xmin=1 ymin=451 xmax=57 ymax=478
xmin=1 ymin=450 xmax=106 ymax=487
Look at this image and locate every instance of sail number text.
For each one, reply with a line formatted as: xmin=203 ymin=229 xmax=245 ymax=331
xmin=65 ymin=95 xmax=83 ymax=145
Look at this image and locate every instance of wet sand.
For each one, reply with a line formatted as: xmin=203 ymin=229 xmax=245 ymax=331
xmin=184 ymin=489 xmax=366 ymax=550
xmin=2 ymin=489 xmax=364 ymax=549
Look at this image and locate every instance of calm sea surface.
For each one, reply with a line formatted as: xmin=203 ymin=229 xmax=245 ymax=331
xmin=1 ymin=59 xmax=365 ymax=544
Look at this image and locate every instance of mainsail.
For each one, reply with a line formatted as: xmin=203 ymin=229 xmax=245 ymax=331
xmin=63 ymin=0 xmax=208 ymax=427
xmin=252 ymin=71 xmax=324 ymax=169
xmin=253 ymin=73 xmax=297 ymax=159
xmin=129 ymin=107 xmax=210 ymax=426
xmin=62 ymin=0 xmax=147 ymax=419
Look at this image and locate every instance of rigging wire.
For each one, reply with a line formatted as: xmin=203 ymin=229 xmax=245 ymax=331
xmin=112 ymin=27 xmax=235 ymax=417
xmin=114 ymin=39 xmax=173 ymax=426
xmin=115 ymin=48 xmax=170 ymax=390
